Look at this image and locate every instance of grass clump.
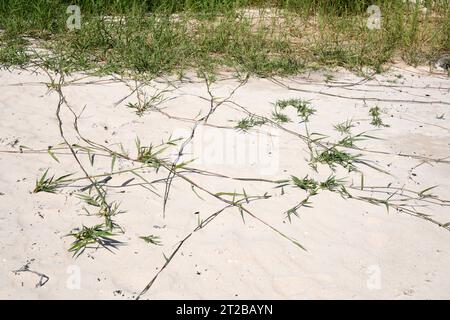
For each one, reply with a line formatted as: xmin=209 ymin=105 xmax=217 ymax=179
xmin=311 ymin=147 xmax=360 ymax=172
xmin=77 ymin=192 xmax=123 ymax=230
xmin=337 ymin=131 xmax=376 ymax=148
xmin=140 ymin=235 xmax=162 ymax=246
xmin=276 ymin=98 xmax=316 ymax=121
xmin=0 ymin=1 xmax=448 ymax=76
xmin=279 ymin=174 xmax=347 ymax=222
xmin=334 ymin=119 xmax=354 ymax=135
xmin=319 ymin=175 xmax=346 ymax=192
xmin=235 ymin=116 xmax=267 ymax=131
xmin=271 ymin=110 xmax=291 ymax=123
xmin=67 ymin=224 xmax=121 ymax=257
xmin=369 ymin=106 xmax=389 ymax=127
xmin=33 ymin=169 xmax=71 ymax=193
xmin=289 ymin=174 xmax=346 ymax=195
xmin=0 ymin=38 xmax=30 ymax=68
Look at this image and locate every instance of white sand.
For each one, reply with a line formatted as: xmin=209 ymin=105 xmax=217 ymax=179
xmin=0 ymin=65 xmax=449 ymax=299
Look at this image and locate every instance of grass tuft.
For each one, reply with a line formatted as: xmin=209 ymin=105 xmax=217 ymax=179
xmin=140 ymin=235 xmax=162 ymax=246
xmin=67 ymin=224 xmax=121 ymax=257
xmin=369 ymin=106 xmax=389 ymax=127
xmin=1 ymin=1 xmax=448 ymax=75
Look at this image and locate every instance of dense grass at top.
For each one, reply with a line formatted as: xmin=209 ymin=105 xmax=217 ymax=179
xmin=0 ymin=0 xmax=448 ymax=77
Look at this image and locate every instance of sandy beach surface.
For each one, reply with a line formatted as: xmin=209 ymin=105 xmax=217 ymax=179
xmin=0 ymin=65 xmax=449 ymax=299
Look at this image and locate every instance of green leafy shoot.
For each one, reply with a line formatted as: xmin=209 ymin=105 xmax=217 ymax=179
xmin=369 ymin=106 xmax=389 ymax=127
xmin=312 ymin=147 xmax=360 ymax=172
xmin=77 ymin=191 xmax=123 ymax=230
xmin=334 ymin=119 xmax=354 ymax=135
xmin=135 ymin=136 xmax=180 ymax=168
xmin=47 ymin=146 xmax=60 ymax=163
xmin=77 ymin=193 xmax=103 ymax=207
xmin=285 ymin=197 xmax=313 ymax=223
xmin=418 ymin=186 xmax=438 ymax=198
xmin=319 ymin=175 xmax=346 ymax=192
xmin=126 ymin=92 xmax=164 ymax=116
xmin=235 ymin=116 xmax=267 ymax=132
xmin=67 ymin=224 xmax=121 ymax=257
